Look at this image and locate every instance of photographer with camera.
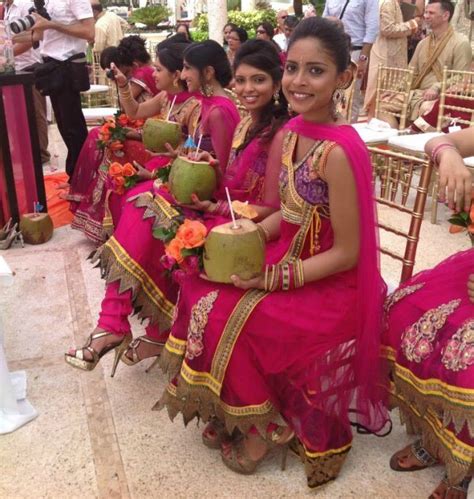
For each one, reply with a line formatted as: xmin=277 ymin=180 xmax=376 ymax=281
xmin=4 ymin=0 xmax=50 ymax=166
xmin=12 ymin=0 xmax=95 ymax=179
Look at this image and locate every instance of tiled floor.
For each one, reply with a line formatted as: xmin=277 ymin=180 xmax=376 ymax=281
xmin=0 ymin=125 xmax=472 ymax=498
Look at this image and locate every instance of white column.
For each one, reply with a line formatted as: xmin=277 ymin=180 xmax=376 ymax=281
xmin=241 ymin=0 xmax=256 ymax=10
xmin=207 ymin=0 xmax=227 ymax=44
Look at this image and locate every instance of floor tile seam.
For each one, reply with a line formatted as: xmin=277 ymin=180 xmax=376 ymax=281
xmin=64 ymin=249 xmax=131 ymax=499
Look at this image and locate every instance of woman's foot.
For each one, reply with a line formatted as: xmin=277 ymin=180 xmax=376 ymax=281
xmin=429 ymin=475 xmax=472 ymax=499
xmin=220 ymin=426 xmax=294 ymax=474
xmin=121 ymin=335 xmax=164 ymax=365
xmin=65 ymin=329 xmax=132 ymax=377
xmin=202 ymin=419 xmax=231 ymax=449
xmin=389 ymin=440 xmax=437 ymax=471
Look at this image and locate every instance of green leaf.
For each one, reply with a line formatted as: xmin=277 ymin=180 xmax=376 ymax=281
xmin=448 ymin=217 xmax=468 ymax=227
xmin=153 ymin=227 xmax=175 ymax=242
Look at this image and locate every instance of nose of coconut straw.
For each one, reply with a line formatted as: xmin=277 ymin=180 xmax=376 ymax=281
xmin=194 ymin=134 xmax=203 ymax=160
xmin=165 ymin=95 xmax=178 ymax=121
xmin=225 ymin=187 xmax=239 ymax=229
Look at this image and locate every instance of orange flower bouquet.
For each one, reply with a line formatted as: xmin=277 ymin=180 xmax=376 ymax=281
xmin=106 ymin=161 xmax=139 ymax=195
xmin=154 ymin=218 xmax=208 ymax=281
xmin=96 ymin=111 xmax=144 ymax=151
xmin=448 ymin=195 xmax=474 ymax=246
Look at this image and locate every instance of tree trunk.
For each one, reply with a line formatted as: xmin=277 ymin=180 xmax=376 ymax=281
xmin=293 ymin=0 xmax=303 ymax=17
xmin=208 ymin=0 xmax=227 ymax=44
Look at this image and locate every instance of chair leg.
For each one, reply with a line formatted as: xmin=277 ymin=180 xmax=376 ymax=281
xmin=430 ymin=176 xmax=439 ymax=225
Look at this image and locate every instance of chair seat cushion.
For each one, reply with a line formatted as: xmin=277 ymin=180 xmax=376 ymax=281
xmin=388 ymin=132 xmax=443 ymax=153
xmin=351 ymin=123 xmax=399 ymax=144
xmin=82 ymin=107 xmax=118 ymax=119
xmin=464 ymin=156 xmax=474 ymax=167
xmin=82 ymin=85 xmax=110 ymax=94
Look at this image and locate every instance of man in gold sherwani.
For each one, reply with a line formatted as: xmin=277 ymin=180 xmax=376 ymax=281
xmin=379 ymin=0 xmax=472 ymax=128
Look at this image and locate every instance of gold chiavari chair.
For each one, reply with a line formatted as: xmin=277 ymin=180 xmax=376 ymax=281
xmin=375 ymin=65 xmax=415 ymax=130
xmin=368 ymin=146 xmax=434 ymax=284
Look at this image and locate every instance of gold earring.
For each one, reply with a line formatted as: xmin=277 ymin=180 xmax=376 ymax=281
xmin=331 ymin=87 xmax=346 ymax=120
xmin=273 ymin=91 xmax=280 ymax=106
xmin=200 ymin=84 xmax=214 ymax=97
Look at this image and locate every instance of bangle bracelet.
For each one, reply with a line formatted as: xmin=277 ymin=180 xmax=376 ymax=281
xmin=118 ymin=82 xmax=129 ymax=89
xmin=431 ymin=143 xmax=458 ymax=165
xmin=257 ymin=223 xmax=271 ymax=243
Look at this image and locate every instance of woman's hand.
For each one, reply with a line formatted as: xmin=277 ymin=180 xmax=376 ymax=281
xmin=179 ymin=193 xmax=215 ymax=212
xmin=188 ymin=150 xmax=218 ymax=166
xmin=110 ymin=62 xmax=127 ymax=88
xmin=132 ymin=161 xmax=153 ymax=180
xmin=468 ymin=274 xmax=474 ymax=303
xmin=230 ymin=274 xmax=265 ymax=290
xmin=437 ymin=148 xmax=473 ymax=212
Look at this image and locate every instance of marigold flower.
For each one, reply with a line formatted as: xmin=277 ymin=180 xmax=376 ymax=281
xmin=109 ymin=140 xmax=124 ymax=151
xmin=175 ymin=219 xmax=207 ymax=249
xmin=165 ymin=237 xmax=185 ymax=263
xmin=117 ymin=114 xmax=129 ymax=127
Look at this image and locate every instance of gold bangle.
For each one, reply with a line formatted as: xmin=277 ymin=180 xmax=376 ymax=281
xmin=257 ymin=223 xmax=270 ymax=243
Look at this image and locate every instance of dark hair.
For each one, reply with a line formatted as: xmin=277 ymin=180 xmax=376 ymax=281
xmin=284 ymin=15 xmax=299 ymax=29
xmin=428 ymin=0 xmax=455 ymax=20
xmin=223 ymin=22 xmax=238 ymax=32
xmin=176 ymin=23 xmax=192 ymax=41
xmin=91 ymin=3 xmax=103 ymax=13
xmin=100 ymin=46 xmax=133 ymax=70
xmin=230 ymin=27 xmax=248 ymax=43
xmin=256 ymin=22 xmax=274 ymax=38
xmin=184 ymin=40 xmax=233 ymax=88
xmin=155 ymin=34 xmax=190 ymax=73
xmin=288 ymin=17 xmax=351 ymax=73
xmin=233 ymin=39 xmax=289 ymax=150
xmin=118 ymin=35 xmax=151 ymax=64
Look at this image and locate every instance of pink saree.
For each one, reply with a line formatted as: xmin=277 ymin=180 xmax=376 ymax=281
xmin=71 ymin=91 xmax=199 ymax=244
xmin=159 ymin=119 xmax=389 ymax=488
xmin=382 ymin=249 xmax=474 ymax=485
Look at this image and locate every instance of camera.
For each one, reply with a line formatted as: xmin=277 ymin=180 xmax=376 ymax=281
xmin=8 ymin=0 xmax=50 ymax=34
xmin=105 ymin=68 xmax=116 ymax=81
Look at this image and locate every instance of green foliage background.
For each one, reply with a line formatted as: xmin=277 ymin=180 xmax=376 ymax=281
xmin=128 ymin=5 xmax=171 ymax=28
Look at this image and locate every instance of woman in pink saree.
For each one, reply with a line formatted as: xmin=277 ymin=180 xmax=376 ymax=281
xmin=158 ymin=18 xmax=389 ymax=489
xmin=70 ymin=35 xmax=197 ymax=244
xmin=64 ymin=40 xmax=255 ymax=375
xmin=384 ymin=127 xmax=474 ymax=499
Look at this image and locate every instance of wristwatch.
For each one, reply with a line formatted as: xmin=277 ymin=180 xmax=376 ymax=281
xmin=358 ymin=54 xmax=368 ymax=62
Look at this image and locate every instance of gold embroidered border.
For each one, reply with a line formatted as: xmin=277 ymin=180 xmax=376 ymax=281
xmin=395 ymin=392 xmax=474 ymax=485
xmin=91 ymin=236 xmax=174 ymax=330
xmin=164 ymin=333 xmax=186 ymax=356
xmin=302 ymin=442 xmax=352 ymax=459
xmin=381 ymin=344 xmax=396 ymax=361
xmin=180 ymin=360 xmax=222 ymax=396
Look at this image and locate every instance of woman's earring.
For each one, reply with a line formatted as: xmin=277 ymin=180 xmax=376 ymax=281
xmin=331 ymin=87 xmax=346 ymax=119
xmin=273 ymin=90 xmax=280 ymax=106
xmin=201 ymin=84 xmax=214 ymax=97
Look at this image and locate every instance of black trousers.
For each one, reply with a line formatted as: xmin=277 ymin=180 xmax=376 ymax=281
xmin=49 ymin=84 xmax=88 ymax=178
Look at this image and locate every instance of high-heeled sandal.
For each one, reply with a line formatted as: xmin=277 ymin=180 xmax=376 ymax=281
xmin=389 ymin=439 xmax=437 ymax=472
xmin=0 ymin=218 xmax=12 ymax=240
xmin=220 ymin=426 xmax=295 ymax=475
xmin=121 ymin=335 xmax=164 ymax=370
xmin=64 ymin=330 xmax=132 ymax=377
xmin=429 ymin=473 xmax=472 ymax=499
xmin=202 ymin=418 xmax=231 ymax=449
xmin=0 ymin=223 xmax=24 ymax=250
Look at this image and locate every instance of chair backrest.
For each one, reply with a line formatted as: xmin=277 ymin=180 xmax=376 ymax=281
xmin=437 ymin=67 xmax=474 ymax=130
xmin=368 ymin=145 xmax=434 ymax=284
xmin=375 ymin=65 xmax=415 ymax=130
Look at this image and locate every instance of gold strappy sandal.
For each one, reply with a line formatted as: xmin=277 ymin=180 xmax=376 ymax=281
xmin=121 ymin=335 xmax=164 ymax=371
xmin=64 ymin=330 xmax=132 ymax=377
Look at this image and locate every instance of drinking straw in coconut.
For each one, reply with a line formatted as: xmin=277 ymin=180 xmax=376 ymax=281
xmin=194 ymin=134 xmax=203 ymax=160
xmin=166 ymin=95 xmax=177 ymax=121
xmin=225 ymin=187 xmax=239 ymax=229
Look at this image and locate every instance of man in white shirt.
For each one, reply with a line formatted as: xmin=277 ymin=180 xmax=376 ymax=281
xmin=4 ymin=0 xmax=50 ymax=165
xmin=91 ymin=1 xmax=127 ymax=53
xmin=324 ymin=0 xmax=380 ymax=121
xmin=15 ymin=0 xmax=95 ymax=178
xmin=273 ymin=15 xmax=299 ymax=52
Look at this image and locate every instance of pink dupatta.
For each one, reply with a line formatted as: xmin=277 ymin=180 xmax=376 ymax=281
xmin=285 ymin=116 xmax=389 ymax=434
xmin=130 ymin=65 xmax=159 ymax=97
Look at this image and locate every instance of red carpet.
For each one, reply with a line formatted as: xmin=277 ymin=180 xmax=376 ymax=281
xmin=44 ymin=172 xmax=74 ymax=228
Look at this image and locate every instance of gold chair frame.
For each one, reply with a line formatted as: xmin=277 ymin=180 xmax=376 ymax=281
xmin=375 ymin=65 xmax=415 ymax=130
xmin=368 ymin=146 xmax=434 ymax=284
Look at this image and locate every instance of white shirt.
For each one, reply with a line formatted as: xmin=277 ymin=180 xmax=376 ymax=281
xmin=41 ymin=0 xmax=93 ymax=61
xmin=323 ymin=0 xmax=380 ymax=46
xmin=4 ymin=0 xmax=42 ymax=70
xmin=273 ymin=33 xmax=287 ymax=51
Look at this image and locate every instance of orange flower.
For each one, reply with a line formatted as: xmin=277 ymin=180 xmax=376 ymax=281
xmin=109 ymin=162 xmax=123 ymax=177
xmin=113 ymin=175 xmax=125 ymax=194
xmin=175 ymin=219 xmax=207 ymax=249
xmin=133 ymin=119 xmax=145 ymax=128
xmin=105 ymin=118 xmax=116 ymax=127
xmin=99 ymin=131 xmax=111 ymax=142
xmin=117 ymin=114 xmax=129 ymax=127
xmin=165 ymin=237 xmax=185 ymax=263
xmin=449 ymin=224 xmax=464 ymax=234
xmin=109 ymin=140 xmax=124 ymax=151
xmin=122 ymin=162 xmax=136 ymax=177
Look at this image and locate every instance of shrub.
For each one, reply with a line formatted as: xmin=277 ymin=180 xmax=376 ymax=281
xmin=195 ymin=8 xmax=276 ymax=32
xmin=129 ymin=6 xmax=170 ymax=29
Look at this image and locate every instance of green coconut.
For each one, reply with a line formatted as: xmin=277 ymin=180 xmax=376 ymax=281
xmin=203 ymin=219 xmax=265 ymax=283
xmin=19 ymin=213 xmax=54 ymax=245
xmin=142 ymin=118 xmax=181 ymax=153
xmin=169 ymin=156 xmax=217 ymax=204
